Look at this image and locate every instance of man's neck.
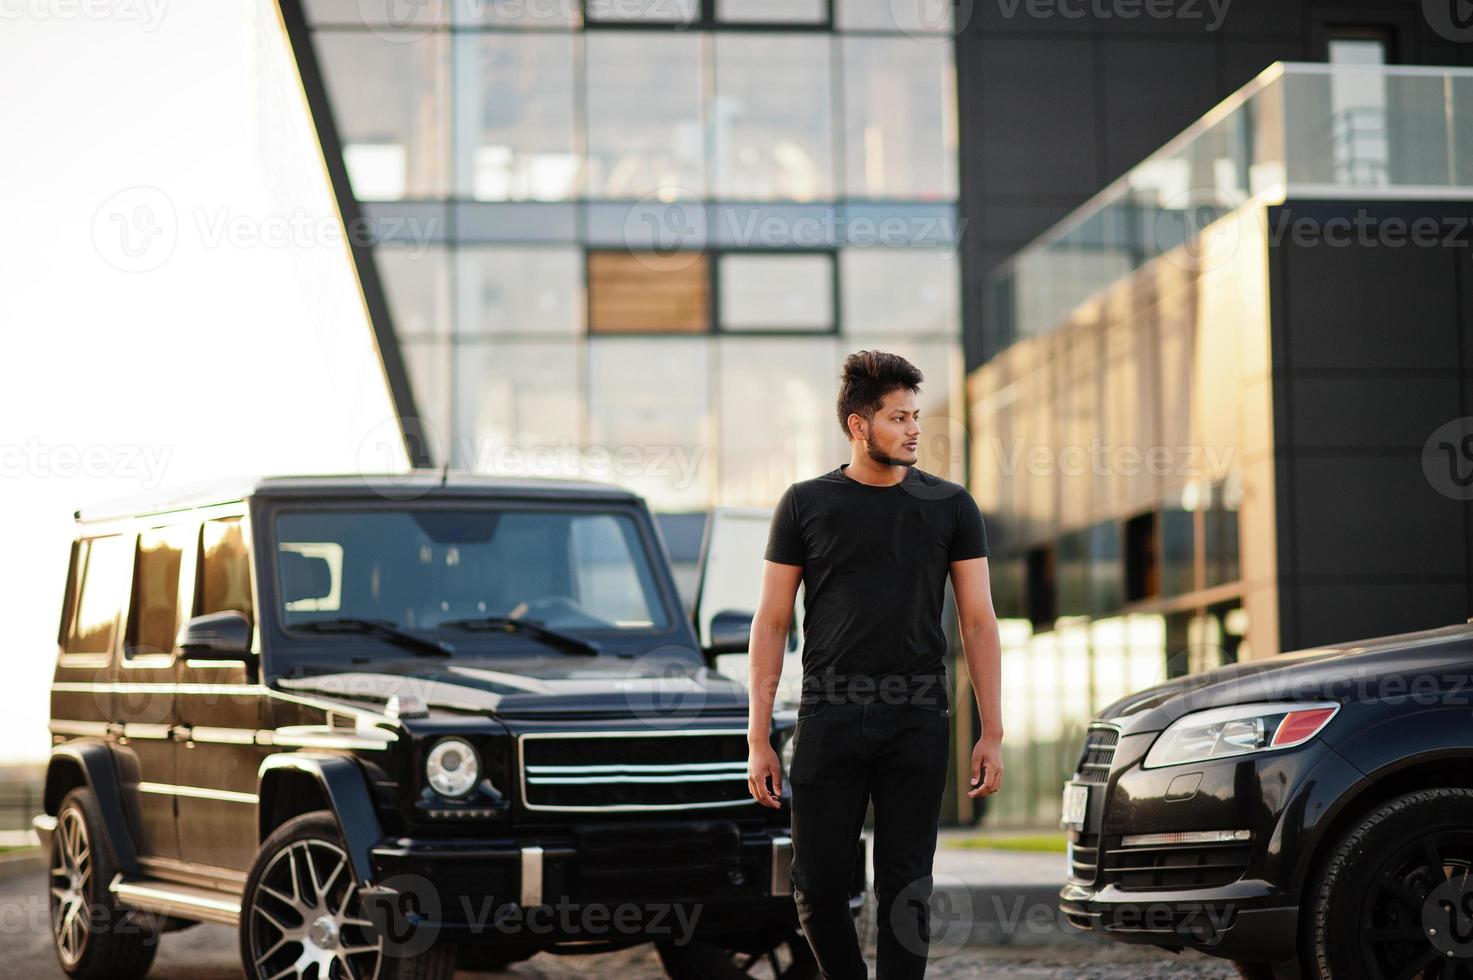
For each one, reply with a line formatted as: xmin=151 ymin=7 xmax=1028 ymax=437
xmin=841 ymin=459 xmax=909 ymax=487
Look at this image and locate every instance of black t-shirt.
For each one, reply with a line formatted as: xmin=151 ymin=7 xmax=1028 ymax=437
xmin=764 ymin=463 xmax=989 ymax=710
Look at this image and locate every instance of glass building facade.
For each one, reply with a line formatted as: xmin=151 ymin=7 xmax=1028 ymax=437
xmin=296 ymin=0 xmax=967 ymax=510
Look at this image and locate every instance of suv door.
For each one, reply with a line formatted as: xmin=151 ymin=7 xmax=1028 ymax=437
xmin=694 ymin=506 xmax=803 ymax=702
xmin=116 ymin=524 xmax=191 ymax=863
xmin=174 ymin=514 xmax=264 ymax=872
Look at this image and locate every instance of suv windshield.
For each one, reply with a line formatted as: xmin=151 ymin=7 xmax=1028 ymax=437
xmin=273 ymin=508 xmax=671 ymax=635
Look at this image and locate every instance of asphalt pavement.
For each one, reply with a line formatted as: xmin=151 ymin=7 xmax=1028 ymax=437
xmin=0 ymin=840 xmax=1238 ymax=980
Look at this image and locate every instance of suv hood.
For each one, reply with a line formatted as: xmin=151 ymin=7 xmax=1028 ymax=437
xmin=1098 ymin=621 xmax=1473 ymax=735
xmin=275 ymin=655 xmax=752 ymax=721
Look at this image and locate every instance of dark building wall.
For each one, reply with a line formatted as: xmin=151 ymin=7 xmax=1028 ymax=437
xmin=957 ymin=0 xmax=1473 ymax=368
xmin=1266 ymin=199 xmax=1473 ymax=651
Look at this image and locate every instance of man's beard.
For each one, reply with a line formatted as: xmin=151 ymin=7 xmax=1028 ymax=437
xmin=863 ymin=438 xmax=916 ymax=468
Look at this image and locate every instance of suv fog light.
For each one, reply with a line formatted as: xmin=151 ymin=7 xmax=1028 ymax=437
xmin=426 ymin=738 xmax=480 ymax=798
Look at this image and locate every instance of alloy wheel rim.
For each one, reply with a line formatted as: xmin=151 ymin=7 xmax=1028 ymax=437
xmin=247 ymin=838 xmax=382 ymax=980
xmin=1357 ymin=828 xmax=1473 ymax=979
xmin=49 ymin=806 xmax=92 ymax=967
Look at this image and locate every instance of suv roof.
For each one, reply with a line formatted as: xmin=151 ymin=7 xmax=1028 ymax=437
xmin=75 ymin=472 xmax=640 ymax=523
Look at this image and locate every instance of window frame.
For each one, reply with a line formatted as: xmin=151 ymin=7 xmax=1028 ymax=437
xmin=584 ymin=246 xmax=840 ymax=336
xmin=582 ymin=0 xmax=835 ymax=32
xmin=58 ymin=533 xmax=135 ymax=669
xmin=121 ymin=522 xmax=198 ymax=668
xmin=714 ymin=248 xmax=839 ymax=335
xmin=263 ymin=499 xmax=685 ymax=647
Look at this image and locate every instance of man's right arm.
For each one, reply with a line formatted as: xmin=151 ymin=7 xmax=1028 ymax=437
xmin=747 ymin=559 xmax=802 ymax=807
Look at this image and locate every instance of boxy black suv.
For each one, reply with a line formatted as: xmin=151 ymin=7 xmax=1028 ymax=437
xmin=1058 ymin=620 xmax=1473 ymax=979
xmin=36 ymin=474 xmax=863 ymax=980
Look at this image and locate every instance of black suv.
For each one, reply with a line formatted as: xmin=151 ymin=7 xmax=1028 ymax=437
xmin=1058 ymin=620 xmax=1473 ymax=979
xmin=36 ymin=473 xmax=864 ymax=980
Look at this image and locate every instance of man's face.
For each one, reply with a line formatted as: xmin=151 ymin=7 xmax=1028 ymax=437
xmin=854 ymin=389 xmax=921 ymax=466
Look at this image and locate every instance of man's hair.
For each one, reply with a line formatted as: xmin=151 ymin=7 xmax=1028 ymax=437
xmin=836 ymin=350 xmax=923 ymax=440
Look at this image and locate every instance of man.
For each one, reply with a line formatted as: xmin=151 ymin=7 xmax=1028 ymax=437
xmin=746 ymin=350 xmax=1003 ymax=980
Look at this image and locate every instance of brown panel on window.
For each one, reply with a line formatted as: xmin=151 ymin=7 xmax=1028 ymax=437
xmin=587 ymin=251 xmax=709 ymax=333
xmin=199 ymin=518 xmax=255 ymax=625
xmin=127 ymin=525 xmax=190 ymax=657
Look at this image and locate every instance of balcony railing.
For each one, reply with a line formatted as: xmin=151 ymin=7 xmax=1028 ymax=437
xmin=987 ymin=62 xmax=1473 ymax=348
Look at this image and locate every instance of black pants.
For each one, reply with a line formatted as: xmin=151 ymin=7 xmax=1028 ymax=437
xmin=788 ymin=699 xmax=951 ymax=980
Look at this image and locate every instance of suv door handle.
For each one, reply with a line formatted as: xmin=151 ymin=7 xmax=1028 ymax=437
xmin=105 ymin=722 xmax=126 ymax=739
xmin=171 ymin=724 xmax=194 ymax=743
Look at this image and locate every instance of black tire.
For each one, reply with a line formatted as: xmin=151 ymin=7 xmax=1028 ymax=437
xmin=656 ymin=926 xmax=817 ymax=980
xmin=239 ymin=810 xmax=458 ymax=980
xmin=48 ymin=787 xmax=160 ymax=980
xmin=458 ymin=943 xmax=536 ymax=973
xmin=1307 ymin=787 xmax=1473 ymax=979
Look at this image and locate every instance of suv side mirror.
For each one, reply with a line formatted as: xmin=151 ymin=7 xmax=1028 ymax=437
xmin=704 ymin=608 xmax=754 ymax=657
xmin=176 ymin=610 xmax=252 ymax=660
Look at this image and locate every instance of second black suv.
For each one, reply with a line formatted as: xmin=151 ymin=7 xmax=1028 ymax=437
xmin=36 ymin=473 xmax=865 ymax=980
xmin=1059 ymin=620 xmax=1473 ymax=979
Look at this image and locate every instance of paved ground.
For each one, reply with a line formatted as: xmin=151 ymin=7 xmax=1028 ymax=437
xmin=0 ymin=856 xmax=1237 ymax=979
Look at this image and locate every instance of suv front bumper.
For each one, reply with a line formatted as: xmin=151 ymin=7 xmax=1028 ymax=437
xmin=1058 ymin=879 xmax=1298 ymax=962
xmin=368 ymin=821 xmax=867 ymax=946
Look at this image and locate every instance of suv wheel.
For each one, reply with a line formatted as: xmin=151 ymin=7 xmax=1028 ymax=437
xmin=240 ymin=811 xmax=457 ymax=980
xmin=1308 ymin=787 xmax=1473 ymax=979
xmin=48 ymin=787 xmax=160 ymax=979
xmin=656 ymin=926 xmax=817 ymax=980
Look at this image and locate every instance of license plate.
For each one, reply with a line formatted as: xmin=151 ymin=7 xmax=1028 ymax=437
xmin=1060 ymin=783 xmax=1089 ymax=830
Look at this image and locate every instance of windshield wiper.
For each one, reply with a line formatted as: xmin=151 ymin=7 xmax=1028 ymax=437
xmin=438 ymin=616 xmax=601 ymax=656
xmin=294 ymin=618 xmax=454 ymax=658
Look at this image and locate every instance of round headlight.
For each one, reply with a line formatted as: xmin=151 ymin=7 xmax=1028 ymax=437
xmin=426 ymin=738 xmax=480 ymax=798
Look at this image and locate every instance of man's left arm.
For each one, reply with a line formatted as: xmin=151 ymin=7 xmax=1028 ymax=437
xmin=951 ymin=555 xmax=1003 ymax=798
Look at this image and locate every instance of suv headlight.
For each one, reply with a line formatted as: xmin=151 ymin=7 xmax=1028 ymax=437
xmin=426 ymin=737 xmax=480 ymax=798
xmin=1143 ymin=701 xmax=1340 ymax=769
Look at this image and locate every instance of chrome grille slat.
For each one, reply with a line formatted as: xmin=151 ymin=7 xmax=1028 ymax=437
xmin=1073 ymin=726 xmax=1119 ymax=785
xmin=519 ymin=729 xmax=756 ymax=812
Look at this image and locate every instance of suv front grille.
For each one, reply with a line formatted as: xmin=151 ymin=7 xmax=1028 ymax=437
xmin=519 ymin=729 xmax=755 ymax=812
xmin=1073 ymin=726 xmax=1119 ymax=784
xmin=1102 ymin=840 xmax=1252 ymax=891
xmin=1068 ymin=834 xmax=1100 ymax=883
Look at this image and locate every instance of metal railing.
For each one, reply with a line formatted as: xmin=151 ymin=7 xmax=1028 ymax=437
xmin=987 ymin=62 xmax=1473 ymax=348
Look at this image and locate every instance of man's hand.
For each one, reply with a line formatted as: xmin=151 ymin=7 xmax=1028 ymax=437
xmin=968 ymin=735 xmax=1003 ymax=798
xmin=748 ymin=742 xmax=783 ymax=808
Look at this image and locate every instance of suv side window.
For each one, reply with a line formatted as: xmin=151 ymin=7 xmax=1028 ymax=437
xmin=125 ymin=525 xmax=191 ymax=658
xmin=63 ymin=534 xmax=133 ymax=657
xmin=198 ymin=517 xmax=254 ymax=624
